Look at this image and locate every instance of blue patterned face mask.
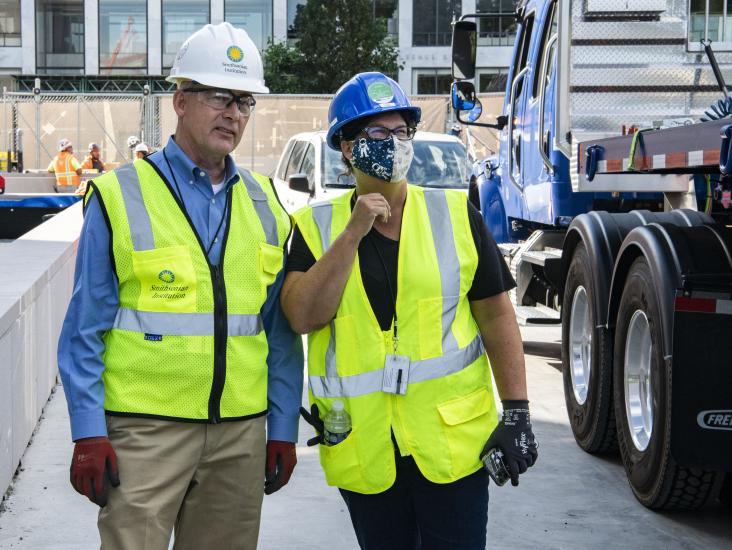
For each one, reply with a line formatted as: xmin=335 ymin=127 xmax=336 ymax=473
xmin=351 ymin=136 xmax=414 ymax=183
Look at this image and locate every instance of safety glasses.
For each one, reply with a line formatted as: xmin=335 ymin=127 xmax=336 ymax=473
xmin=184 ymin=88 xmax=257 ymax=116
xmin=359 ymin=125 xmax=417 ymax=141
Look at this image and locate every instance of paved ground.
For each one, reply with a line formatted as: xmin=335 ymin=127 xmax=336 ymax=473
xmin=0 ymin=326 xmax=730 ymax=549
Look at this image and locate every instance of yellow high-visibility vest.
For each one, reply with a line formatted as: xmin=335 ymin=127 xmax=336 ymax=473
xmin=90 ymin=160 xmax=291 ymax=421
xmin=294 ymin=185 xmax=498 ymax=494
xmin=49 ymin=151 xmax=81 ymax=186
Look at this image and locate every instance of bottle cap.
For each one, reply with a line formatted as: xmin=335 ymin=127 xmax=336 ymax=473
xmin=332 ymin=400 xmax=344 ymax=412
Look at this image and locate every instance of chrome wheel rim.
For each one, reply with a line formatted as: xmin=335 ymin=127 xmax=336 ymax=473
xmin=624 ymin=309 xmax=654 ymax=452
xmin=569 ymin=285 xmax=592 ymax=405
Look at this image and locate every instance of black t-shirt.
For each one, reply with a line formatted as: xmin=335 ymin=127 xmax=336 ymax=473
xmin=286 ymin=199 xmax=516 ymax=331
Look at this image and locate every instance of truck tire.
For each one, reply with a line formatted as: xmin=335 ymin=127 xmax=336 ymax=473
xmin=613 ymin=257 xmax=722 ymax=510
xmin=561 ymin=243 xmax=617 ymax=453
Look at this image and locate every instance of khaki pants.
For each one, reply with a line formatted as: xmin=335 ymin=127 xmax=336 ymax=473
xmin=98 ymin=415 xmax=266 ymax=550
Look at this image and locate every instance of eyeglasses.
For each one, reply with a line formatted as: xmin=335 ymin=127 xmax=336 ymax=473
xmin=183 ymin=88 xmax=257 ymax=116
xmin=359 ymin=125 xmax=417 ymax=141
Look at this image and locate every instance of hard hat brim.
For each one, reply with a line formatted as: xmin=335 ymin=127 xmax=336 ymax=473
xmin=167 ymin=72 xmax=269 ymax=94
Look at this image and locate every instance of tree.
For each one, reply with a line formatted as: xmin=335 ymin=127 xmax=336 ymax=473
xmin=264 ymin=0 xmax=401 ymax=93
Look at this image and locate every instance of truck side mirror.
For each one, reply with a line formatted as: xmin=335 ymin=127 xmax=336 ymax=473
xmin=288 ymin=173 xmax=312 ymax=194
xmin=452 ymin=20 xmax=477 ymax=80
xmin=452 ymin=81 xmax=477 ymax=111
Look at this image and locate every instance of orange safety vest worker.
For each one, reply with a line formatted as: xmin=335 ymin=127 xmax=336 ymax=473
xmin=48 ymin=151 xmax=82 ymax=186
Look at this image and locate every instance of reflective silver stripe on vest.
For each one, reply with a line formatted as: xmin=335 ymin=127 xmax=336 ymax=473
xmin=310 ymin=202 xmax=333 ymax=254
xmin=238 ymin=169 xmax=278 ymax=246
xmin=116 ymin=163 xmax=155 ymax=251
xmin=423 ymin=190 xmax=460 ymax=352
xmin=113 ymin=308 xmax=262 ymax=336
xmin=308 ymin=334 xmax=485 ymax=398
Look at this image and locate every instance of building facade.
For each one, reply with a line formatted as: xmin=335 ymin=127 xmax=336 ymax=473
xmin=0 ymin=0 xmax=518 ymax=94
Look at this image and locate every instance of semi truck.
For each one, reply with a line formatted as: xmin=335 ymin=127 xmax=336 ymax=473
xmin=451 ymin=0 xmax=731 ymax=510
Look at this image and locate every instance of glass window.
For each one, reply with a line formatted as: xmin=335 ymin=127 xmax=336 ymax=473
xmin=689 ymin=0 xmax=732 ymax=47
xmin=407 ymin=139 xmax=468 ymax=188
xmin=99 ymin=1 xmax=148 ymax=75
xmin=476 ymin=0 xmax=517 ymax=47
xmin=478 ymin=68 xmax=508 ymax=92
xmin=323 ymin=147 xmax=355 ymax=187
xmin=163 ymin=0 xmax=210 ymax=70
xmin=414 ymin=70 xmax=453 ymax=94
xmin=288 ymin=0 xmax=396 ymax=41
xmin=285 ymin=140 xmax=307 ymax=179
xmin=0 ymin=1 xmax=21 ymax=46
xmin=299 ymin=144 xmax=316 ymax=184
xmin=36 ymin=0 xmax=85 ymax=73
xmin=413 ymin=0 xmax=461 ymax=46
xmin=225 ymin=0 xmax=272 ymax=51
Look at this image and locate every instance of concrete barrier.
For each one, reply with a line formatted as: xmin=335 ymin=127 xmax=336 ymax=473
xmin=0 ymin=202 xmax=82 ymax=498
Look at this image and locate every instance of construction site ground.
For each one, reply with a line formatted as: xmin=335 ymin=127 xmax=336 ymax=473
xmin=0 ymin=326 xmax=730 ymax=549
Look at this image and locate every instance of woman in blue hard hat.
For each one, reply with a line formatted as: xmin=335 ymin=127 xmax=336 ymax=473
xmin=281 ymin=72 xmax=538 ymax=549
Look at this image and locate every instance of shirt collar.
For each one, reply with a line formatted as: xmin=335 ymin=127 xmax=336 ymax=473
xmin=163 ymin=136 xmax=239 ymax=188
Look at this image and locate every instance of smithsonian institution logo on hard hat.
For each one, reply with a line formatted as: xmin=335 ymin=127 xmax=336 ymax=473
xmin=158 ymin=269 xmax=175 ymax=284
xmin=227 ymin=46 xmax=244 ymax=63
xmin=367 ymin=82 xmax=394 ymax=105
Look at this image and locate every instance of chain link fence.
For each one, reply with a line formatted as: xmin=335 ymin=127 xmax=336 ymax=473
xmin=2 ymin=89 xmax=502 ymax=176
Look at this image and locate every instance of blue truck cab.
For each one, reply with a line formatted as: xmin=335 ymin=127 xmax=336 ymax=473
xmin=475 ymin=0 xmax=660 ymax=244
xmin=453 ymin=0 xmax=732 ymax=511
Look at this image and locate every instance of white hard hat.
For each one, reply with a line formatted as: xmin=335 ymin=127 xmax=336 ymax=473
xmin=166 ymin=22 xmax=269 ymax=94
xmin=58 ymin=138 xmax=72 ymax=152
xmin=134 ymin=143 xmax=149 ymax=154
xmin=88 ymin=142 xmax=100 ymax=151
xmin=127 ymin=135 xmax=140 ymax=149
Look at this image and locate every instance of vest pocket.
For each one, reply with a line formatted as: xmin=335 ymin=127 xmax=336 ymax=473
xmin=436 ymin=387 xmax=494 ymax=477
xmin=319 ymin=427 xmax=363 ymax=489
xmin=258 ymin=242 xmax=284 ymax=290
xmin=131 ymin=245 xmax=198 ymax=313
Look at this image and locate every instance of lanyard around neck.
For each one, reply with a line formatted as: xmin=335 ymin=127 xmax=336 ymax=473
xmin=163 ymin=149 xmax=230 ymax=258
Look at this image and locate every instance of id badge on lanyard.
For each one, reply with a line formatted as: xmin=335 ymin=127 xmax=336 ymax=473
xmin=382 ymin=324 xmax=410 ymax=395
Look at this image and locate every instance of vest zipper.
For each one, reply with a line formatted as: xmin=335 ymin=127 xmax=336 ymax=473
xmin=142 ymin=158 xmax=234 ymax=424
xmin=208 ymin=263 xmax=228 ymax=423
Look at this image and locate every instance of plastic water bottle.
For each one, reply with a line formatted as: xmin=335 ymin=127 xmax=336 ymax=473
xmin=323 ymin=400 xmax=352 ymax=446
xmin=481 ymin=447 xmax=510 ymax=486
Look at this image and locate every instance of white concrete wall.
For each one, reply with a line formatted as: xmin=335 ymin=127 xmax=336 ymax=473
xmin=0 ymin=202 xmax=82 ymax=498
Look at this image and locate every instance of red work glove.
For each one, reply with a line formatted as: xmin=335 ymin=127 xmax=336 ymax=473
xmin=70 ymin=436 xmax=120 ymax=507
xmin=264 ymin=440 xmax=297 ymax=495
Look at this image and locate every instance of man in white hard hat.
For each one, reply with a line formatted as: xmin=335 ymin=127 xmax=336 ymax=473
xmin=58 ymin=22 xmax=303 ymax=549
xmin=81 ymin=142 xmax=107 ymax=173
xmin=48 ymin=138 xmax=82 ymax=187
xmin=134 ymin=142 xmax=149 ymax=159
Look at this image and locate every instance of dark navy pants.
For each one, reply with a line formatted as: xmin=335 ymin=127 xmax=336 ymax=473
xmin=339 ymin=454 xmax=489 ymax=550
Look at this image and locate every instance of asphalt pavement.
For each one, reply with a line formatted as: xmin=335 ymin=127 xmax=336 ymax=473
xmin=0 ymin=325 xmax=730 ymax=549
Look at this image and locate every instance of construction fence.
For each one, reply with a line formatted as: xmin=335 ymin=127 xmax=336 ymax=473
xmin=2 ymin=90 xmax=502 ymax=176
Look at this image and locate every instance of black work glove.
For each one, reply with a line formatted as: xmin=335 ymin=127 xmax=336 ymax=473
xmin=299 ymin=404 xmax=325 ymax=446
xmin=482 ymin=400 xmax=538 ymax=486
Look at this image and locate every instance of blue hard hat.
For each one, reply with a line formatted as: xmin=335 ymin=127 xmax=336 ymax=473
xmin=326 ymin=72 xmax=421 ymax=150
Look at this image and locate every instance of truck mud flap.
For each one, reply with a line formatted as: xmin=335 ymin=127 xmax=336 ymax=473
xmin=671 ymin=289 xmax=732 ymax=471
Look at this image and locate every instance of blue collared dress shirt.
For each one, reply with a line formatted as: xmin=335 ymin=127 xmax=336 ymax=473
xmin=58 ymin=137 xmax=303 ymax=442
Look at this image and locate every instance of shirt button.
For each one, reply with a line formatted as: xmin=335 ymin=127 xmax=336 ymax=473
xmin=214 ymin=238 xmax=219 ymax=243
xmin=188 ymin=180 xmax=193 ymax=185
xmin=211 ymin=198 xmax=216 ymax=204
xmin=200 ymin=171 xmax=206 ymax=177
